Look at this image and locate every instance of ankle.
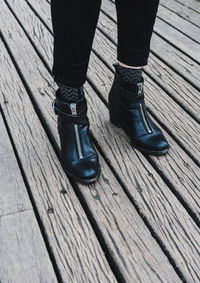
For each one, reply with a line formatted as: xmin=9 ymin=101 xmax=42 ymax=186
xmin=118 ymin=61 xmax=144 ymax=69
xmin=57 ymin=83 xmax=84 ymax=103
xmin=115 ymin=62 xmax=143 ymax=85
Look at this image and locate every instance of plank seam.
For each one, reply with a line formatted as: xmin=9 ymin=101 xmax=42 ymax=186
xmin=151 ymin=29 xmax=200 ymax=65
xmin=144 ymin=154 xmax=200 ymax=228
xmin=175 ymin=0 xmax=200 ymax=15
xmin=142 ymin=69 xmax=200 ymax=124
xmin=159 ymin=3 xmax=200 ymax=28
xmin=156 ymin=14 xmax=200 ymax=44
xmin=69 ymin=178 xmax=127 ymax=283
xmin=0 ymin=208 xmax=33 ymax=219
xmin=25 ymin=0 xmax=52 ymax=34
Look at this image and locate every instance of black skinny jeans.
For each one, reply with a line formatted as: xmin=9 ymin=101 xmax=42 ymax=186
xmin=51 ymin=0 xmax=159 ymax=87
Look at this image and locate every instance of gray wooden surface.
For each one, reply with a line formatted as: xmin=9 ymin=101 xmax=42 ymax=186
xmin=0 ymin=0 xmax=200 ymax=282
xmin=0 ymin=113 xmax=57 ymax=282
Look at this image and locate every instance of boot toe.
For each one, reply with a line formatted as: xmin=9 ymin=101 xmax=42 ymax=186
xmin=62 ymin=156 xmax=101 ymax=183
xmin=133 ymin=132 xmax=170 ymax=155
xmin=77 ymin=158 xmax=101 ymax=182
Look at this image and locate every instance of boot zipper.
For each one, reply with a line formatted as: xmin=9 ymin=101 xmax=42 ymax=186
xmin=70 ymin=103 xmax=83 ymax=159
xmin=139 ymin=103 xmax=152 ymax=134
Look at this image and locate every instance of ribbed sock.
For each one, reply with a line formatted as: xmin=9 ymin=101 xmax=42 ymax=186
xmin=117 ymin=63 xmax=143 ymax=84
xmin=57 ymin=83 xmax=84 ymax=103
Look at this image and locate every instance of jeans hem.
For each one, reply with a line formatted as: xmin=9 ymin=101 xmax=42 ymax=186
xmin=117 ymin=56 xmax=148 ymax=67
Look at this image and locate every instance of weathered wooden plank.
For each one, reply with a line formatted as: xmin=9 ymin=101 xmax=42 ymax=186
xmin=177 ymin=0 xmax=200 ymax=14
xmin=0 ymin=112 xmax=32 ymax=216
xmin=0 ymin=9 xmax=180 ymax=283
xmin=157 ymin=4 xmax=200 ymax=43
xmin=160 ymin=0 xmax=200 ymax=27
xmin=0 ymin=112 xmax=57 ymax=282
xmin=100 ymin=0 xmax=200 ymax=90
xmin=0 ymin=210 xmax=58 ymax=282
xmin=145 ymin=55 xmax=200 ymax=123
xmin=0 ymin=42 xmax=116 ymax=283
xmin=154 ymin=17 xmax=200 ymax=62
xmin=3 ymin=1 xmax=200 ymax=282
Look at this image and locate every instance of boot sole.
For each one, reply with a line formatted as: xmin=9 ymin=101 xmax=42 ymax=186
xmin=131 ymin=143 xmax=170 ymax=156
xmin=110 ymin=119 xmax=170 ymax=156
xmin=62 ymin=165 xmax=101 ymax=184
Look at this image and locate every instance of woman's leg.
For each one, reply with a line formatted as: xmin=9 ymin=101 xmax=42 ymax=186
xmin=115 ymin=0 xmax=160 ymax=67
xmin=51 ymin=0 xmax=101 ymax=87
xmin=51 ymin=0 xmax=102 ymax=183
xmin=108 ymin=0 xmax=170 ymax=155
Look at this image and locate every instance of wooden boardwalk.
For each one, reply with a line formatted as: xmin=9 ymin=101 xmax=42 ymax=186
xmin=0 ymin=0 xmax=200 ymax=282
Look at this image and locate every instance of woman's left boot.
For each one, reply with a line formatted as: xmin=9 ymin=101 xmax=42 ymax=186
xmin=52 ymin=86 xmax=101 ymax=183
xmin=108 ymin=63 xmax=170 ymax=155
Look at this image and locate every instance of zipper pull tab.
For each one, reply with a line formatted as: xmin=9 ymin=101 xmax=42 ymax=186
xmin=137 ymin=82 xmax=143 ymax=95
xmin=70 ymin=103 xmax=77 ymax=115
xmin=52 ymin=99 xmax=58 ymax=115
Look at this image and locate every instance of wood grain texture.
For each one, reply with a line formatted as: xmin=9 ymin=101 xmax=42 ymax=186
xmin=2 ymin=1 xmax=200 ymax=281
xmin=154 ymin=17 xmax=200 ymax=62
xmin=177 ymin=0 xmax=200 ymax=14
xmin=0 ymin=6 xmax=181 ymax=282
xmin=160 ymin=0 xmax=200 ymax=28
xmin=0 ymin=114 xmax=57 ymax=282
xmin=101 ymin=0 xmax=200 ymax=89
xmin=0 ymin=40 xmax=116 ymax=283
xmin=0 ymin=113 xmax=32 ymax=216
xmin=157 ymin=3 xmax=200 ymax=42
xmin=0 ymin=210 xmax=57 ymax=283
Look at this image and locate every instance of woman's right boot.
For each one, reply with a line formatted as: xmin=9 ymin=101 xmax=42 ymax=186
xmin=52 ymin=88 xmax=101 ymax=183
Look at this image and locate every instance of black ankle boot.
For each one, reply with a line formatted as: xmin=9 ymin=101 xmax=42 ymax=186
xmin=108 ymin=63 xmax=170 ymax=155
xmin=52 ymin=89 xmax=101 ymax=183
